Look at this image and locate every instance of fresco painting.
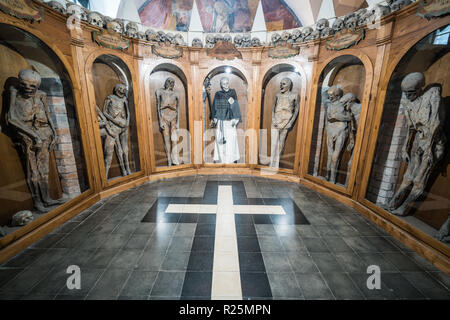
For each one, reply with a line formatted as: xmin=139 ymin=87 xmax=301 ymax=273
xmin=262 ymin=0 xmax=301 ymax=31
xmin=139 ymin=0 xmax=193 ymax=31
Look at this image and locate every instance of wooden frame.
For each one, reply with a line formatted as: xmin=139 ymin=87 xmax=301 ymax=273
xmin=302 ymin=49 xmax=374 ymax=197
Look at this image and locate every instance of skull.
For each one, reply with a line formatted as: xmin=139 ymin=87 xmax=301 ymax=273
xmin=125 ymin=22 xmax=139 ymax=38
xmin=242 ymin=33 xmax=251 ymax=47
xmin=137 ymin=31 xmax=146 ymax=40
xmin=88 ymin=12 xmax=104 ymax=28
xmin=18 ymin=69 xmax=41 ymax=98
xmin=388 ymin=0 xmax=412 ymax=12
xmin=103 ymin=16 xmax=112 ymax=28
xmin=332 ymin=18 xmax=344 ymax=32
xmin=166 ymin=33 xmax=175 ymax=44
xmin=223 ymin=34 xmax=232 ymax=43
xmin=345 ymin=16 xmax=358 ymax=29
xmin=206 ymin=34 xmax=216 ymax=44
xmin=271 ymin=33 xmax=281 ymax=45
xmin=214 ymin=34 xmax=223 ymax=43
xmin=358 ymin=11 xmax=372 ymax=26
xmin=356 ymin=8 xmax=368 ymax=19
xmin=281 ymin=31 xmax=291 ymax=42
xmin=174 ymin=34 xmax=185 ymax=45
xmin=66 ymin=4 xmax=87 ymax=21
xmin=316 ymin=18 xmax=329 ymax=32
xmin=251 ymin=37 xmax=261 ymax=47
xmin=157 ymin=31 xmax=167 ymax=43
xmin=145 ymin=29 xmax=157 ymax=41
xmin=112 ymin=19 xmax=125 ymax=33
xmin=401 ymin=72 xmax=425 ymax=102
xmin=305 ymin=29 xmax=320 ymax=41
xmin=233 ymin=34 xmax=243 ymax=47
xmin=301 ymin=27 xmax=313 ymax=40
xmin=327 ymin=86 xmax=343 ymax=102
xmin=372 ymin=4 xmax=391 ymax=19
xmin=291 ymin=29 xmax=302 ymax=40
xmin=191 ymin=37 xmax=203 ymax=48
xmin=48 ymin=1 xmax=66 ymax=14
xmin=11 ymin=210 xmax=34 ymax=227
xmin=321 ymin=27 xmax=333 ymax=38
xmin=107 ymin=21 xmax=122 ymax=34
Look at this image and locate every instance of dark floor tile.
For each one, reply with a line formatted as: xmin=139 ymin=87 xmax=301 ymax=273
xmin=239 ymin=252 xmax=266 ymax=272
xmin=252 ymin=215 xmax=274 ymax=224
xmin=322 ymin=273 xmax=364 ymax=300
xmin=334 ymin=252 xmax=367 ymax=273
xmin=342 ymin=236 xmax=377 ymax=253
xmin=359 ymin=253 xmax=399 ymax=272
xmin=191 ymin=236 xmax=215 ymax=252
xmin=295 ymin=225 xmax=320 ymax=238
xmin=236 ymin=224 xmax=257 ymax=236
xmin=145 ymin=235 xmax=172 ymax=252
xmin=151 ymin=271 xmax=186 ymax=297
xmin=262 ymin=253 xmax=292 ymax=272
xmin=181 ymin=272 xmax=213 ymax=298
xmin=0 ymin=267 xmax=51 ymax=294
xmin=310 ymin=253 xmax=344 ymax=273
xmin=30 ymin=248 xmax=69 ymax=270
xmin=195 ymin=224 xmax=216 ymax=236
xmin=382 ymin=253 xmax=424 ymax=272
xmin=402 ymin=272 xmax=450 ymax=300
xmin=133 ymin=223 xmax=156 ymax=235
xmin=99 ymin=234 xmax=131 ymax=250
xmin=405 ymin=252 xmax=439 ymax=272
xmin=174 ymin=224 xmax=197 ymax=237
xmin=120 ymin=271 xmax=158 ymax=297
xmin=240 ymin=272 xmax=272 ymax=298
xmin=33 ymin=233 xmax=67 ymax=249
xmin=0 ymin=269 xmax=24 ymax=289
xmin=295 ymin=273 xmax=334 ymax=300
xmin=381 ymin=273 xmax=425 ymax=299
xmin=1 ymin=249 xmax=43 ymax=268
xmin=198 ymin=215 xmax=216 ymax=224
xmin=428 ymin=272 xmax=450 ymax=289
xmin=235 ymin=215 xmax=254 ymax=225
xmin=87 ymin=249 xmax=118 ymax=269
xmin=187 ymin=252 xmax=214 ymax=271
xmin=179 ymin=214 xmax=199 ymax=223
xmin=87 ymin=268 xmax=131 ymax=299
xmin=367 ymin=237 xmax=402 ymax=253
xmin=168 ymin=236 xmax=194 ymax=252
xmin=237 ymin=237 xmax=261 ymax=252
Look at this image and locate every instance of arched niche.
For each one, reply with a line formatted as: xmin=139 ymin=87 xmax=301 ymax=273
xmin=259 ymin=64 xmax=302 ymax=170
xmin=148 ymin=63 xmax=190 ymax=168
xmin=308 ymin=55 xmax=366 ymax=187
xmin=203 ymin=66 xmax=248 ymax=164
xmin=366 ymin=25 xmax=450 ymax=242
xmin=92 ymin=55 xmax=140 ymax=180
xmin=0 ymin=24 xmax=89 ymax=229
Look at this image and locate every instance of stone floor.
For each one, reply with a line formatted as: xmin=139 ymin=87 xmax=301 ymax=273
xmin=0 ymin=175 xmax=449 ymax=300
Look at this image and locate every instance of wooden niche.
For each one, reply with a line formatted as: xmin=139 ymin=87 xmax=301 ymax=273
xmin=203 ymin=66 xmax=249 ymax=164
xmin=366 ymin=25 xmax=450 ymax=239
xmin=148 ymin=64 xmax=190 ymax=168
xmin=308 ymin=55 xmax=365 ymax=188
xmin=259 ymin=64 xmax=302 ymax=170
xmin=0 ymin=23 xmax=88 ymax=226
xmin=92 ymin=55 xmax=140 ymax=180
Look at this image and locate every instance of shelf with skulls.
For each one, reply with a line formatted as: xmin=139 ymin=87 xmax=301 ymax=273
xmin=39 ymin=0 xmax=416 ymax=49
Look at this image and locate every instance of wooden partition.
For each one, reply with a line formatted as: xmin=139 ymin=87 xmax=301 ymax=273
xmin=0 ymin=1 xmax=448 ymax=273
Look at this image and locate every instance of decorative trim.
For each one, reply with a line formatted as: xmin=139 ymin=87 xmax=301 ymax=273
xmin=417 ymin=0 xmax=450 ymax=19
xmin=152 ymin=42 xmax=184 ymax=59
xmin=92 ymin=29 xmax=130 ymax=51
xmin=268 ymin=42 xmax=300 ymax=59
xmin=326 ymin=28 xmax=365 ymax=51
xmin=0 ymin=0 xmax=44 ymax=23
xmin=206 ymin=40 xmax=242 ymax=61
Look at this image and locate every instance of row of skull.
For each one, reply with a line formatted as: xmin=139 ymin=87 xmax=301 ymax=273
xmin=270 ymin=0 xmax=413 ymax=45
xmin=40 ymin=0 xmax=413 ymax=48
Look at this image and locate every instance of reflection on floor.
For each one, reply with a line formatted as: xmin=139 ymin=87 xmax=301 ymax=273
xmin=0 ymin=175 xmax=449 ymax=300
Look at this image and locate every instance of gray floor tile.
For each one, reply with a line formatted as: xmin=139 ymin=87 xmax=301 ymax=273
xmin=150 ymin=271 xmax=186 ymax=297
xmin=262 ymin=253 xmax=293 ymax=272
xmin=381 ymin=273 xmax=425 ymax=299
xmin=87 ymin=268 xmax=131 ymax=299
xmin=310 ymin=253 xmax=344 ymax=273
xmin=120 ymin=271 xmax=158 ymax=297
xmin=287 ymin=252 xmax=319 ymax=274
xmin=57 ymin=268 xmax=104 ymax=296
xmin=267 ymin=272 xmax=303 ymax=298
xmin=348 ymin=273 xmax=397 ymax=300
xmin=402 ymin=272 xmax=450 ymax=300
xmin=382 ymin=253 xmax=424 ymax=272
xmin=108 ymin=249 xmax=142 ymax=269
xmin=0 ymin=267 xmax=52 ymax=294
xmin=161 ymin=251 xmax=191 ymax=271
xmin=257 ymin=236 xmax=284 ymax=252
xmin=322 ymin=273 xmax=364 ymax=300
xmin=295 ymin=273 xmax=334 ymax=300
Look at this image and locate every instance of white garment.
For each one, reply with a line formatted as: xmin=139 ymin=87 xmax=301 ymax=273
xmin=213 ymin=120 xmax=240 ymax=164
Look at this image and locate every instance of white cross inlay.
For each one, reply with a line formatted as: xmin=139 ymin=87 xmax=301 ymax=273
xmin=165 ymin=185 xmax=286 ymax=300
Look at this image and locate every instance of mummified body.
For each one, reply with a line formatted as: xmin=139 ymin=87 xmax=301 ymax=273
xmin=156 ymin=77 xmax=180 ymax=166
xmin=7 ymin=69 xmax=64 ymax=212
xmin=270 ymin=78 xmax=300 ymax=168
xmin=387 ymin=72 xmax=446 ymax=216
xmin=98 ymin=84 xmax=131 ymax=177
